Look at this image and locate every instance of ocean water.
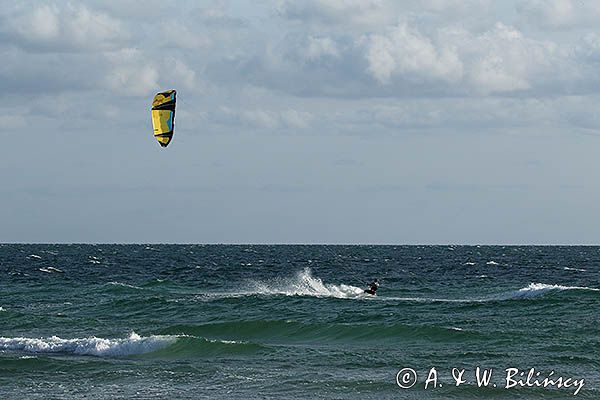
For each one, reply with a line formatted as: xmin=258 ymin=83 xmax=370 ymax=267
xmin=0 ymin=244 xmax=598 ymax=399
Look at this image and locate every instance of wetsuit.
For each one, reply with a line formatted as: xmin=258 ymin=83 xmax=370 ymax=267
xmin=364 ymin=281 xmax=379 ymax=295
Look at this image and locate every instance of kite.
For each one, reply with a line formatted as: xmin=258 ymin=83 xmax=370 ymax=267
xmin=151 ymin=90 xmax=176 ymax=147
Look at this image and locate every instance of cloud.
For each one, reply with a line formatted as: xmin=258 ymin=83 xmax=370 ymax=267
xmin=103 ymin=48 xmax=159 ymax=96
xmin=157 ymin=22 xmax=212 ymax=50
xmin=2 ymin=0 xmax=600 ymax=137
xmin=517 ymin=0 xmax=600 ymax=30
xmin=462 ymin=23 xmax=558 ymax=94
xmin=363 ymin=23 xmax=463 ymax=85
xmin=210 ymin=107 xmax=313 ymax=131
xmin=276 ymin=0 xmax=394 ymax=28
xmin=229 ymin=19 xmax=572 ymax=98
xmin=306 ymin=36 xmax=340 ymax=61
xmin=2 ymin=3 xmax=129 ymax=52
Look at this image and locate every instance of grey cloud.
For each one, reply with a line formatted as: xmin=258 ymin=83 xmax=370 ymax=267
xmin=516 ymin=0 xmax=600 ymax=30
xmin=275 ymin=0 xmax=395 ymax=28
xmin=208 ymin=106 xmax=313 ymax=131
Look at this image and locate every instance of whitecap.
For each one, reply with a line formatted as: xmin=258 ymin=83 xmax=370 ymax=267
xmin=207 ymin=338 xmax=245 ymax=345
xmin=499 ymin=283 xmax=599 ymax=300
xmin=563 ymin=267 xmax=586 ymax=272
xmin=207 ymin=268 xmax=367 ymax=300
xmin=247 ymin=268 xmax=366 ymax=299
xmin=486 ymin=261 xmax=500 ymax=266
xmin=107 ymin=281 xmax=142 ymax=290
xmin=0 ymin=332 xmax=175 ymax=357
xmin=38 ymin=267 xmax=63 ymax=273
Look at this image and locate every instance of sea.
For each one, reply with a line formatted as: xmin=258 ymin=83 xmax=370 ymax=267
xmin=0 ymin=244 xmax=598 ymax=399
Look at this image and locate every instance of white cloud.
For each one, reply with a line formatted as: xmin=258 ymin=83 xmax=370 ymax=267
xmin=3 ymin=3 xmax=129 ymax=52
xmin=363 ymin=23 xmax=463 ymax=85
xmin=357 ymin=21 xmax=565 ymax=95
xmin=104 ymin=48 xmax=159 ymax=96
xmin=171 ymin=59 xmax=197 ymax=91
xmin=464 ymin=23 xmax=558 ymax=93
xmin=241 ymin=19 xmax=566 ymax=97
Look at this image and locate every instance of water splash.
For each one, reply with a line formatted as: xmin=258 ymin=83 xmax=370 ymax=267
xmin=249 ymin=268 xmax=365 ymax=299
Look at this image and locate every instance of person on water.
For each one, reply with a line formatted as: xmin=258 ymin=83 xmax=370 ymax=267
xmin=364 ymin=279 xmax=379 ymax=295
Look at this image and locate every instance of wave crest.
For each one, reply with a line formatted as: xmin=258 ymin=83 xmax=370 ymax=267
xmin=0 ymin=332 xmax=175 ymax=357
xmin=248 ymin=268 xmax=365 ymax=299
xmin=498 ymin=283 xmax=599 ymax=300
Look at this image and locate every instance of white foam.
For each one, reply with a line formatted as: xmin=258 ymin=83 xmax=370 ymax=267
xmin=28 ymin=254 xmax=42 ymax=259
xmin=564 ymin=267 xmax=587 ymax=272
xmin=242 ymin=268 xmax=366 ymax=299
xmin=0 ymin=307 xmax=5 ymax=312
xmin=207 ymin=338 xmax=245 ymax=345
xmin=486 ymin=261 xmax=500 ymax=265
xmin=38 ymin=267 xmax=63 ymax=273
xmin=107 ymin=281 xmax=142 ymax=290
xmin=0 ymin=332 xmax=175 ymax=357
xmin=502 ymin=283 xmax=599 ymax=300
xmin=254 ymin=268 xmax=365 ymax=299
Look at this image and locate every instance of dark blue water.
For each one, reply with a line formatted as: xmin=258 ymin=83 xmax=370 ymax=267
xmin=0 ymin=245 xmax=598 ymax=399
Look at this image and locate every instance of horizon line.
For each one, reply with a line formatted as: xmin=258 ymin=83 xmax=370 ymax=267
xmin=2 ymin=242 xmax=600 ymax=246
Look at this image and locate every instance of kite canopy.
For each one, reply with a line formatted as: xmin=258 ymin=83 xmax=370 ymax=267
xmin=151 ymin=90 xmax=176 ymax=147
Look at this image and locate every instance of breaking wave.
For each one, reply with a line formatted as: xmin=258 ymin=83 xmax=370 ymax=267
xmin=245 ymin=268 xmax=365 ymax=299
xmin=496 ymin=283 xmax=600 ymax=300
xmin=0 ymin=332 xmax=174 ymax=357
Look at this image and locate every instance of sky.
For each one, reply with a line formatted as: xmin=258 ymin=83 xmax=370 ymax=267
xmin=2 ymin=0 xmax=600 ymax=244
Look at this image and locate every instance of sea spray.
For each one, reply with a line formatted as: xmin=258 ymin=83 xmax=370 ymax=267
xmin=248 ymin=268 xmax=365 ymax=298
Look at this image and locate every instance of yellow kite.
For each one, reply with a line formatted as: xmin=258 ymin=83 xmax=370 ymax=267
xmin=151 ymin=90 xmax=176 ymax=147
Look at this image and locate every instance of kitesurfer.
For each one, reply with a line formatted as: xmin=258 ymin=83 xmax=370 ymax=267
xmin=364 ymin=279 xmax=379 ymax=295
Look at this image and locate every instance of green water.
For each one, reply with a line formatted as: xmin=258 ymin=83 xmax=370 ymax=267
xmin=0 ymin=245 xmax=598 ymax=399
